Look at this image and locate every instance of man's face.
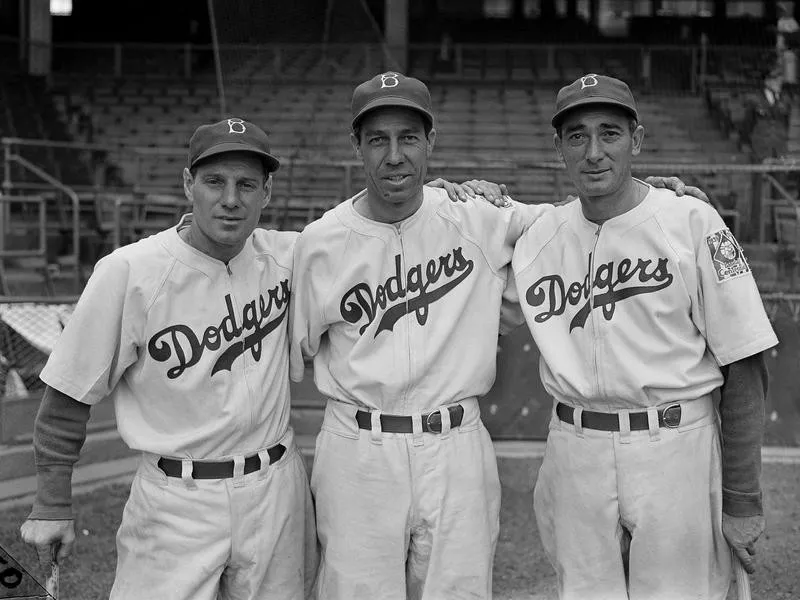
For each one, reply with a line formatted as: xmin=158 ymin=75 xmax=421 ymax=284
xmin=554 ymin=106 xmax=643 ymax=201
xmin=183 ymin=151 xmax=270 ymax=262
xmin=351 ymin=107 xmax=436 ymax=209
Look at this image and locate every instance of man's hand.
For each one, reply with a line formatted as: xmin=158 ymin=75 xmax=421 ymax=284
xmin=427 ymin=178 xmax=510 ymax=206
xmin=722 ymin=513 xmax=765 ymax=574
xmin=20 ymin=519 xmax=75 ymax=565
xmin=644 ymin=176 xmax=711 ymax=204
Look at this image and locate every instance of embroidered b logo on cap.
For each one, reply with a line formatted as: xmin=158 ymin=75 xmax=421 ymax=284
xmin=227 ymin=118 xmax=246 ymax=134
xmin=380 ymin=72 xmax=400 ymax=88
xmin=580 ymin=74 xmax=599 ymax=89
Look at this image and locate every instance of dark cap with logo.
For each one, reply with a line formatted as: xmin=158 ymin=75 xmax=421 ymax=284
xmin=551 ymin=74 xmax=639 ymax=128
xmin=188 ymin=118 xmax=280 ymax=172
xmin=351 ymin=72 xmax=435 ymax=131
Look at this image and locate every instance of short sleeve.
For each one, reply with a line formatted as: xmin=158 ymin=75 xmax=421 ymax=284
xmin=693 ymin=212 xmax=778 ymax=366
xmin=468 ymin=198 xmax=553 ymax=275
xmin=39 ymin=255 xmax=141 ymax=404
xmin=289 ymin=229 xmax=331 ymax=382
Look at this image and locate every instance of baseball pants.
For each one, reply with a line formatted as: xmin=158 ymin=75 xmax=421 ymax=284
xmin=310 ymin=397 xmax=501 ymax=600
xmin=109 ymin=428 xmax=319 ymax=600
xmin=533 ymin=395 xmax=732 ymax=600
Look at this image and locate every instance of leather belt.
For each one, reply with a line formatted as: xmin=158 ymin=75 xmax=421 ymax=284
xmin=355 ymin=405 xmax=465 ymax=434
xmin=556 ymin=402 xmax=682 ymax=432
xmin=157 ymin=444 xmax=286 ymax=479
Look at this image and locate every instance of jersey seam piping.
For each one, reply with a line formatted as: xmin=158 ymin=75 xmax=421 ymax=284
xmin=436 ymin=208 xmax=506 ymax=282
xmin=513 ymin=217 xmax=571 ymax=280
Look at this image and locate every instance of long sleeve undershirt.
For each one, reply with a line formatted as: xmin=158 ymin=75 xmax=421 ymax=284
xmin=28 ymin=386 xmax=91 ymax=520
xmin=718 ymin=351 xmax=768 ymax=517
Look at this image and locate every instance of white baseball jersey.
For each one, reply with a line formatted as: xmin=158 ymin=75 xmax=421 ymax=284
xmin=511 ymin=184 xmax=778 ymax=411
xmin=290 ymin=187 xmax=550 ymax=413
xmin=40 ymin=215 xmax=298 ymax=458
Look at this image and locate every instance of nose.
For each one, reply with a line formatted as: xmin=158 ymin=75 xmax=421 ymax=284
xmin=386 ymin=138 xmax=405 ymax=165
xmin=221 ymin=181 xmax=239 ymax=208
xmin=585 ymin=134 xmax=603 ymax=163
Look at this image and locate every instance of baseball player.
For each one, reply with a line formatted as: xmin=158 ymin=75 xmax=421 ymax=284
xmin=288 ymin=72 xmax=700 ymax=599
xmin=289 ymin=72 xmax=558 ymax=599
xmin=509 ymin=74 xmax=778 ymax=599
xmin=20 ymin=118 xmax=318 ymax=600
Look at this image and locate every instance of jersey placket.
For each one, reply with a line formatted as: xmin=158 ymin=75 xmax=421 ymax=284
xmin=395 ymin=223 xmax=413 ymax=414
xmin=225 ymin=261 xmax=257 ymax=436
xmin=588 ymin=224 xmax=604 ymax=401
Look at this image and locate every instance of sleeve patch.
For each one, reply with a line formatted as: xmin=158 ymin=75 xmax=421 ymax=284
xmin=705 ymin=228 xmax=750 ymax=283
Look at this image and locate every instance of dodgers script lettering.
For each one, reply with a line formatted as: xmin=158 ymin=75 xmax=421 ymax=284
xmin=526 ymin=253 xmax=673 ymax=331
xmin=148 ymin=280 xmax=290 ymax=378
xmin=340 ymin=248 xmax=474 ymax=336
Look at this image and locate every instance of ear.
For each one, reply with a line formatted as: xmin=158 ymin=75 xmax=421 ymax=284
xmin=350 ymin=132 xmax=362 ymax=160
xmin=426 ymin=128 xmax=437 ymax=156
xmin=182 ymin=167 xmax=194 ymax=204
xmin=262 ymin=174 xmax=273 ymax=209
xmin=553 ymin=133 xmax=564 ymax=162
xmin=631 ymin=124 xmax=645 ymax=157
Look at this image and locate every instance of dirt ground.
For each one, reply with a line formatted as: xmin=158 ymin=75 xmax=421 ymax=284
xmin=0 ymin=458 xmax=798 ymax=599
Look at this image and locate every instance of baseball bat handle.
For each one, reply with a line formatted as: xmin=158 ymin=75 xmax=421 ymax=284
xmin=45 ymin=550 xmax=59 ymax=600
xmin=732 ymin=550 xmax=752 ymax=600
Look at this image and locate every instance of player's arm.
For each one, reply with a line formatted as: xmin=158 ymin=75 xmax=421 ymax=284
xmin=426 ymin=177 xmax=509 ymax=205
xmin=289 ymin=229 xmax=332 ymax=382
xmin=643 ymin=175 xmax=710 ymax=203
xmin=690 ymin=207 xmax=778 ymax=574
xmin=718 ymin=352 xmax=768 ymax=575
xmin=20 ymin=386 xmax=91 ymax=565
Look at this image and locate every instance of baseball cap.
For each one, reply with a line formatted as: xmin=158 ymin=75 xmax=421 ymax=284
xmin=551 ymin=74 xmax=639 ymax=128
xmin=351 ymin=72 xmax=434 ymax=131
xmin=188 ymin=118 xmax=280 ymax=172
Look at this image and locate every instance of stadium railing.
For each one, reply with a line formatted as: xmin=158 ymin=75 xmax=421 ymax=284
xmin=0 ymin=39 xmax=775 ymax=91
xmin=1 ymin=144 xmax=82 ymax=289
xmin=4 ymin=135 xmax=800 ymax=238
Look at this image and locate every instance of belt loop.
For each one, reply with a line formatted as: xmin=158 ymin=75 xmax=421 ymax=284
xmin=618 ymin=410 xmax=631 ymax=444
xmin=439 ymin=406 xmax=452 ymax=438
xmin=232 ymin=455 xmax=246 ymax=488
xmin=257 ymin=449 xmax=270 ymax=480
xmin=572 ymin=407 xmax=584 ymax=438
xmin=370 ymin=411 xmax=383 ymax=445
xmin=412 ymin=413 xmax=423 ymax=446
xmin=181 ymin=459 xmax=197 ymax=490
xmin=647 ymin=407 xmax=661 ymax=441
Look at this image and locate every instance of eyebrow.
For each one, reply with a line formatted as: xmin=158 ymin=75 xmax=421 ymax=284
xmin=565 ymin=121 xmax=624 ymax=133
xmin=363 ymin=126 xmax=423 ymax=137
xmin=201 ymin=172 xmax=261 ymax=184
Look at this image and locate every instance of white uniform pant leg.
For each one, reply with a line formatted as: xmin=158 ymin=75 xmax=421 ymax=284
xmin=533 ymin=415 xmax=628 ymax=600
xmin=621 ymin=420 xmax=731 ymax=600
xmin=311 ymin=427 xmax=413 ymax=600
xmin=406 ymin=419 xmax=501 ymax=600
xmin=110 ymin=462 xmax=230 ymax=600
xmin=221 ymin=438 xmax=319 ymax=600
xmin=111 ymin=431 xmax=317 ymax=600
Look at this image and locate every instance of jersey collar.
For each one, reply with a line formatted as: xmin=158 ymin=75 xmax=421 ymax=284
xmin=338 ymin=187 xmax=437 ymax=235
xmin=163 ymin=213 xmax=257 ymax=275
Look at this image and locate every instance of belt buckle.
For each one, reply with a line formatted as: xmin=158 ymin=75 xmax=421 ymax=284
xmin=426 ymin=411 xmax=443 ymax=433
xmin=662 ymin=404 xmax=681 ymax=428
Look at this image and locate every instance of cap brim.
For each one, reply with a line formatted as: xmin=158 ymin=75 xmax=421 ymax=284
xmin=352 ymin=96 xmax=434 ymax=130
xmin=551 ymin=97 xmax=638 ymax=128
xmin=191 ymin=142 xmax=280 ymax=172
